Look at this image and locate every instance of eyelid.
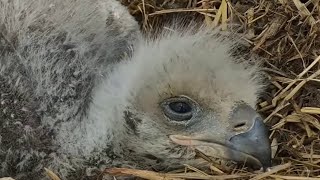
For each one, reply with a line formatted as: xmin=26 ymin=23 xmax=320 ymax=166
xmin=165 ymin=109 xmax=192 ymax=121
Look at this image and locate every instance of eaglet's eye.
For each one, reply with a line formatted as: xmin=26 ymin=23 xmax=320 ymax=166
xmin=161 ymin=96 xmax=197 ymax=122
xmin=169 ymin=102 xmax=191 ymax=113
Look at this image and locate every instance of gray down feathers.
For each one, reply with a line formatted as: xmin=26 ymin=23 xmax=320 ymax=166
xmin=0 ymin=0 xmax=139 ymax=179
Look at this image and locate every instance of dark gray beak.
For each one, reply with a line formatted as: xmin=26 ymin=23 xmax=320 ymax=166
xmin=228 ymin=116 xmax=272 ymax=169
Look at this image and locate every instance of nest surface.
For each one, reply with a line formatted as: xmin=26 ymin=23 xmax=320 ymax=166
xmin=117 ymin=0 xmax=320 ymax=179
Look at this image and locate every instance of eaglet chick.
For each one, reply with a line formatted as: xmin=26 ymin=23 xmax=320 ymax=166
xmin=0 ymin=0 xmax=271 ymax=179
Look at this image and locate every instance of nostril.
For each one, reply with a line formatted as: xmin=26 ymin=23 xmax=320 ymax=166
xmin=233 ymin=122 xmax=247 ymax=131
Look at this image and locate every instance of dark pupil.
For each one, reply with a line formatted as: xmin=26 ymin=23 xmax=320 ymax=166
xmin=169 ymin=102 xmax=191 ymax=113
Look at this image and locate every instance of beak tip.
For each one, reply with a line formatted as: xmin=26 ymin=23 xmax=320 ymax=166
xmin=229 ymin=117 xmax=272 ymax=169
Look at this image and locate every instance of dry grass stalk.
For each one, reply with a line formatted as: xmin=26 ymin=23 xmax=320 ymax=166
xmin=249 ymin=162 xmax=291 ymax=180
xmin=44 ymin=168 xmax=61 ymax=180
xmin=105 ymin=167 xmax=248 ymax=179
xmin=103 ymin=163 xmax=296 ymax=180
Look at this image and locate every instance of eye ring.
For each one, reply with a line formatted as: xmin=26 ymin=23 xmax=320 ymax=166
xmin=161 ymin=96 xmax=198 ymax=122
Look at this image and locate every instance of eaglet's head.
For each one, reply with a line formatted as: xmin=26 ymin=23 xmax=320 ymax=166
xmin=62 ymin=27 xmax=272 ymax=172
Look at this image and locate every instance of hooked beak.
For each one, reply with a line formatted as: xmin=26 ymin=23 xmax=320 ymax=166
xmin=227 ymin=117 xmax=271 ymax=169
xmin=170 ymin=105 xmax=272 ymax=170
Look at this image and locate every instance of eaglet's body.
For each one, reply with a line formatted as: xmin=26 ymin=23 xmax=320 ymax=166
xmin=0 ymin=0 xmax=271 ymax=179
